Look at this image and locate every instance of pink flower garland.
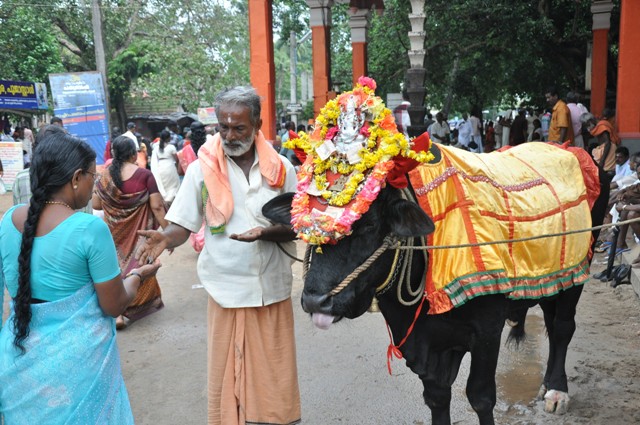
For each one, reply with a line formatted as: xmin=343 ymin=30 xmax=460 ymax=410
xmin=291 ymin=159 xmax=395 ymax=245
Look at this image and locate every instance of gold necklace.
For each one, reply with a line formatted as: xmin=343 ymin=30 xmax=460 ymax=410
xmin=45 ymin=200 xmax=74 ymax=211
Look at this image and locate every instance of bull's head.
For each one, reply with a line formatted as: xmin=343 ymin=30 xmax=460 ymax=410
xmin=263 ymin=187 xmax=434 ymax=329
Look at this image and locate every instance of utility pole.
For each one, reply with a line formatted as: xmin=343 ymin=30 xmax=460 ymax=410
xmin=289 ymin=31 xmax=298 ymax=127
xmin=289 ymin=30 xmax=312 ymax=128
xmin=91 ymin=0 xmax=111 ymax=138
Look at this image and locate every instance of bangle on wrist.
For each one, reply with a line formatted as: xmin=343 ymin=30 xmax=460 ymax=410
xmin=125 ymin=271 xmax=143 ymax=282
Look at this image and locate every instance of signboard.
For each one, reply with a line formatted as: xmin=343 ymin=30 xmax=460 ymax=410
xmin=49 ymin=72 xmax=109 ymax=164
xmin=0 ymin=142 xmax=24 ymax=190
xmin=54 ymin=105 xmax=110 ymax=162
xmin=197 ymin=107 xmax=218 ymax=125
xmin=286 ymin=103 xmax=303 ymax=113
xmin=0 ymin=79 xmax=48 ymax=110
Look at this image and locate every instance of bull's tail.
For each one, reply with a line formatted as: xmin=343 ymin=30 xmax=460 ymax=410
xmin=505 ymin=301 xmax=535 ymax=348
xmin=506 ymin=317 xmax=527 ymax=348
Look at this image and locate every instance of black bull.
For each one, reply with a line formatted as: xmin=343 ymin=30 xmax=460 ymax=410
xmin=263 ymin=145 xmax=608 ymax=425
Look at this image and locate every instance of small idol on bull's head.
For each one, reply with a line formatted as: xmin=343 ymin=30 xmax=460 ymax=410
xmin=334 ymin=95 xmax=368 ymax=155
xmin=283 ymin=76 xmax=435 ymax=246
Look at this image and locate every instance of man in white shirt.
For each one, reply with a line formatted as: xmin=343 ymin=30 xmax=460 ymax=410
xmin=611 ymin=146 xmax=635 ymax=191
xmin=469 ymin=112 xmax=483 ymax=152
xmin=457 ymin=113 xmax=473 ymax=150
xmin=122 ymin=122 xmax=140 ymax=150
xmin=135 ymin=86 xmax=301 ymax=425
xmin=428 ymin=112 xmax=450 ymax=145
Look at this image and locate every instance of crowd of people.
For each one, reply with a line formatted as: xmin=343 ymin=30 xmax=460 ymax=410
xmin=0 ymin=82 xmax=637 ymax=424
xmin=1 ymin=87 xmax=302 ymax=424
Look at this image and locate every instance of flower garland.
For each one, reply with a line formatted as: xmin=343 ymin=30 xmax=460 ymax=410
xmin=284 ymin=76 xmax=435 ymax=245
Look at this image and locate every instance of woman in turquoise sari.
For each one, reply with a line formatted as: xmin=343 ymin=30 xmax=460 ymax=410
xmin=0 ymin=132 xmax=161 ymax=424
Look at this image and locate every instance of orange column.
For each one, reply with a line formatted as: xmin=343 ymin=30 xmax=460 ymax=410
xmin=308 ymin=0 xmax=332 ymax=117
xmin=617 ymin=0 xmax=640 ymax=141
xmin=249 ymin=0 xmax=276 ymax=142
xmin=352 ymin=43 xmax=368 ymax=84
xmin=590 ymin=1 xmax=614 ymax=118
xmin=348 ymin=8 xmax=371 ymax=85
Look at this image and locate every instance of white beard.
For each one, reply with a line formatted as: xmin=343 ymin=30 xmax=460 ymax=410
xmin=221 ymin=131 xmax=255 ymax=157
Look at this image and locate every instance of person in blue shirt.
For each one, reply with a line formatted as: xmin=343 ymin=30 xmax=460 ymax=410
xmin=0 ymin=132 xmax=160 ymax=424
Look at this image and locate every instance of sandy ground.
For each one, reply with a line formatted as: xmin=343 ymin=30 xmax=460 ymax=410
xmin=2 ymin=191 xmax=640 ymax=424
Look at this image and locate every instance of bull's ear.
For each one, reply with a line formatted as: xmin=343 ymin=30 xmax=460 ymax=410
xmin=262 ymin=192 xmax=295 ymax=225
xmin=387 ymin=199 xmax=435 ymax=237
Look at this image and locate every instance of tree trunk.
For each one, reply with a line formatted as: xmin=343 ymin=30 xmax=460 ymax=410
xmin=113 ymin=94 xmax=127 ymax=132
xmin=442 ymin=54 xmax=460 ymax=116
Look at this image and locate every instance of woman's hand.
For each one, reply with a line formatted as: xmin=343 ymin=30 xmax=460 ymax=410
xmin=132 ymin=259 xmax=162 ymax=280
xmin=136 ymin=230 xmax=169 ymax=264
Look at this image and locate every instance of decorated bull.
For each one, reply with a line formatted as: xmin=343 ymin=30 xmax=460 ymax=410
xmin=263 ymin=77 xmax=602 ymax=425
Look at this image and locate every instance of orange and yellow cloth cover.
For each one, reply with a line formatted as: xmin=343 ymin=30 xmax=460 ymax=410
xmin=409 ymin=142 xmax=600 ymax=314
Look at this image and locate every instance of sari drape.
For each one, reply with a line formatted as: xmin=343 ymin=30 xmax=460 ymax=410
xmin=96 ymin=174 xmax=163 ymax=321
xmin=0 ymin=283 xmax=134 ymax=424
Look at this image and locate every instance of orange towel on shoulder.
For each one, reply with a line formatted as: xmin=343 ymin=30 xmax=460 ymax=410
xmin=198 ymin=131 xmax=285 ymax=233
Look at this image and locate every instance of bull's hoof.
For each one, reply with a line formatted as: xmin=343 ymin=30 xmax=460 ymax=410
xmin=543 ymin=389 xmax=569 ymax=414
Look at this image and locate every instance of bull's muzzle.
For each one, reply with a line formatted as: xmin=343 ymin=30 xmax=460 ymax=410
xmin=301 ymin=292 xmax=333 ymax=314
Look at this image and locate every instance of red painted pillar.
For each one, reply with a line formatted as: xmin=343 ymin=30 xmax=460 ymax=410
xmin=348 ymin=9 xmax=371 ymax=85
xmin=351 ymin=43 xmax=368 ymax=84
xmin=590 ymin=1 xmax=614 ymax=118
xmin=617 ymin=0 xmax=640 ymax=141
xmin=308 ymin=0 xmax=333 ymax=117
xmin=249 ymin=0 xmax=276 ymax=142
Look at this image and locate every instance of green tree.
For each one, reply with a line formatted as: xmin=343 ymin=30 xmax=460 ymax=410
xmin=0 ymin=6 xmax=64 ymax=83
xmin=131 ymin=0 xmax=250 ymax=112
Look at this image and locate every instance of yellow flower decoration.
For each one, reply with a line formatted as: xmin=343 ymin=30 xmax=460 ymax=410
xmin=284 ymin=78 xmax=435 ymax=208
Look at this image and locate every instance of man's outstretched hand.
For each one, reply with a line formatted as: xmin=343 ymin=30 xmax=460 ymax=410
xmin=229 ymin=226 xmax=265 ymax=243
xmin=136 ymin=230 xmax=169 ymax=264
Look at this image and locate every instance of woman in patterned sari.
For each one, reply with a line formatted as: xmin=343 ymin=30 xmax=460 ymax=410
xmin=177 ymin=120 xmax=208 ymax=252
xmin=0 ymin=132 xmax=161 ymax=423
xmin=93 ymin=136 xmax=169 ymax=329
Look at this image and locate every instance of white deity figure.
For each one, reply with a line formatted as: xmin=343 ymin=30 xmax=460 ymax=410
xmin=335 ymin=95 xmax=367 ymax=155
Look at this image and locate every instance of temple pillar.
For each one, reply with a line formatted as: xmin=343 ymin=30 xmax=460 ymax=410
xmin=617 ymin=0 xmax=640 ymax=143
xmin=590 ymin=1 xmax=614 ymax=118
xmin=348 ymin=8 xmax=371 ymax=85
xmin=249 ymin=0 xmax=276 ymax=141
xmin=308 ymin=0 xmax=333 ymax=117
xmin=405 ymin=0 xmax=427 ymax=138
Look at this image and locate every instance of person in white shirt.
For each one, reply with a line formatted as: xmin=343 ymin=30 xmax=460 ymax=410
xmin=566 ymin=92 xmax=589 ymax=149
xmin=457 ymin=113 xmax=473 ymax=150
xmin=122 ymin=121 xmax=140 ymax=150
xmin=469 ymin=112 xmax=483 ymax=152
xmin=611 ymin=147 xmax=636 ymax=192
xmin=428 ymin=112 xmax=450 ymax=145
xmin=393 ymin=92 xmax=411 ymax=137
xmin=135 ymin=86 xmax=301 ymax=425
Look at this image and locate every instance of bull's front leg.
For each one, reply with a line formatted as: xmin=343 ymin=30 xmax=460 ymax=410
xmin=466 ymin=331 xmax=501 ymax=425
xmin=420 ymin=349 xmax=465 ymax=425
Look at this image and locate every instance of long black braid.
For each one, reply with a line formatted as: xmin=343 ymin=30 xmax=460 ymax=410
xmin=189 ymin=121 xmax=207 ymax=155
xmin=12 ymin=132 xmax=96 ymax=353
xmin=159 ymin=129 xmax=170 ymax=154
xmin=108 ymin=135 xmax=137 ymax=189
